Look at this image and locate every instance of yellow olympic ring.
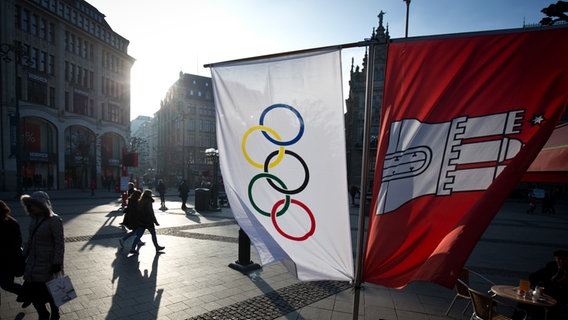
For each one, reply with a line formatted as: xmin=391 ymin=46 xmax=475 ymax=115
xmin=242 ymin=125 xmax=285 ymax=169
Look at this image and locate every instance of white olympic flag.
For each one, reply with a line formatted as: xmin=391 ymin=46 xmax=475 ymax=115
xmin=210 ymin=49 xmax=354 ymax=281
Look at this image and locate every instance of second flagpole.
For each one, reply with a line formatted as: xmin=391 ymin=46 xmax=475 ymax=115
xmin=351 ymin=40 xmax=377 ymax=319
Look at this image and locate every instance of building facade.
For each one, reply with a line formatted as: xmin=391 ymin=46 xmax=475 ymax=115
xmin=155 ymin=72 xmax=216 ymax=189
xmin=344 ymin=13 xmax=389 ymax=191
xmin=0 ymin=0 xmax=134 ymax=193
xmin=129 ymin=115 xmax=155 ymax=188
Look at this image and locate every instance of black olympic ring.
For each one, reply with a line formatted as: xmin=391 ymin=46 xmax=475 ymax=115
xmin=263 ymin=150 xmax=309 ymax=195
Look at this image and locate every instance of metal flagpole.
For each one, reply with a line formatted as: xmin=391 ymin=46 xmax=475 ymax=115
xmin=351 ymin=41 xmax=376 ymax=319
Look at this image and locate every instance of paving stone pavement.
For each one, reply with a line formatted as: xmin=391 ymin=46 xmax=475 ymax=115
xmin=1 ymin=189 xmax=567 ymax=319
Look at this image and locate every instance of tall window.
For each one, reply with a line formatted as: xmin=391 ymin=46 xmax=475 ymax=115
xmin=65 ymin=91 xmax=69 ymax=111
xmin=48 ymin=55 xmax=54 ymax=75
xmin=69 ymin=34 xmax=74 ymax=53
xmin=30 ymin=48 xmax=38 ymax=69
xmin=39 ymin=18 xmax=46 ymax=39
xmin=49 ymin=87 xmax=55 ymax=107
xmin=106 ymin=104 xmax=121 ymax=123
xmin=39 ymin=51 xmax=46 ymax=72
xmin=73 ymin=93 xmax=88 ymax=115
xmin=22 ymin=10 xmax=29 ymax=31
xmin=28 ymin=79 xmax=47 ymax=105
xmin=48 ymin=23 xmax=54 ymax=43
xmin=31 ymin=14 xmax=38 ymax=36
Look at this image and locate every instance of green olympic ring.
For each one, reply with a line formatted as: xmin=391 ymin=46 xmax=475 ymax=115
xmin=248 ymin=172 xmax=290 ymax=217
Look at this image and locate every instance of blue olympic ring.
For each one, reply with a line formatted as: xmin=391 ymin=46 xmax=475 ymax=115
xmin=259 ymin=104 xmax=304 ymax=146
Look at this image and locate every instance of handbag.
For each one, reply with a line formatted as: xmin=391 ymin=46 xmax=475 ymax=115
xmin=46 ymin=272 xmax=77 ymax=307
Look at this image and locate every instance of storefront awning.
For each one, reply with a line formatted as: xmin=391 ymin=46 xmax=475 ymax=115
xmin=522 ymin=123 xmax=568 ymax=183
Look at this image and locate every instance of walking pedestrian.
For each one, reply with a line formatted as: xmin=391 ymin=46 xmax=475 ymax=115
xmin=118 ymin=190 xmax=145 ymax=249
xmin=0 ymin=200 xmax=24 ymax=299
xmin=156 ymin=179 xmax=167 ymax=210
xmin=120 ymin=182 xmax=136 ymax=214
xmin=19 ymin=191 xmax=65 ymax=320
xmin=527 ymin=191 xmax=536 ymax=214
xmin=121 ymin=183 xmax=137 ymax=224
xmin=178 ymin=180 xmax=189 ymax=210
xmin=90 ymin=179 xmax=96 ymax=196
xmin=542 ymin=192 xmax=556 ymax=214
xmin=130 ymin=189 xmax=165 ymax=254
xmin=349 ymin=185 xmax=359 ymax=206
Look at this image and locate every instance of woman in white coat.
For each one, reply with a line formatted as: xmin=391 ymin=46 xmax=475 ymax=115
xmin=20 ymin=191 xmax=65 ymax=320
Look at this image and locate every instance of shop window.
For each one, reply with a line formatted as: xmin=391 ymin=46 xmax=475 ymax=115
xmin=28 ymin=79 xmax=47 ymax=105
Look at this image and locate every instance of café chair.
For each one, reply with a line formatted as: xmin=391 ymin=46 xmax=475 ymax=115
xmin=446 ymin=268 xmax=495 ymax=316
xmin=468 ymin=288 xmax=527 ymax=320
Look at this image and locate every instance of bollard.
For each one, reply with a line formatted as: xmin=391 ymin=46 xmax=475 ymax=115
xmin=228 ymin=228 xmax=261 ymax=274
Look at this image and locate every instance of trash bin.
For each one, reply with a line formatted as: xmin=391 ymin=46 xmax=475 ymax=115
xmin=195 ymin=188 xmax=210 ymax=211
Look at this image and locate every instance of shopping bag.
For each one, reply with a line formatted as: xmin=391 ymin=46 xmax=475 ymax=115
xmin=46 ymin=273 xmax=77 ymax=307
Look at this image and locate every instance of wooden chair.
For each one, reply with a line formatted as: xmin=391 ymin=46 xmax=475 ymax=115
xmin=445 ymin=268 xmax=495 ymax=316
xmin=468 ymin=288 xmax=525 ymax=320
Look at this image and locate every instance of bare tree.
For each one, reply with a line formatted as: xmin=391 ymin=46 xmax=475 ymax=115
xmin=540 ymin=1 xmax=568 ymax=25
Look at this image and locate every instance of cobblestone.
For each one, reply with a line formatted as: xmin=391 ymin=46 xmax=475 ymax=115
xmin=186 ymin=281 xmax=351 ymax=320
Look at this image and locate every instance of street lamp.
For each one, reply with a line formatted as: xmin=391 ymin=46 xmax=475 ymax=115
xmin=178 ymin=111 xmax=188 ymax=182
xmin=205 ymin=147 xmax=219 ymax=210
xmin=403 ymin=0 xmax=411 ymax=38
xmin=1 ymin=41 xmax=31 ymax=197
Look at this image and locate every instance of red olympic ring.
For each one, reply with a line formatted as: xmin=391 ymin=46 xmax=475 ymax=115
xmin=271 ymin=199 xmax=315 ymax=241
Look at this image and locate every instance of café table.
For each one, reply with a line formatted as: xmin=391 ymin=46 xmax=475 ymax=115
xmin=491 ymin=285 xmax=557 ymax=319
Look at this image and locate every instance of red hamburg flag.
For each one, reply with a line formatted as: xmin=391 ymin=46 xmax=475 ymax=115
xmin=363 ymin=27 xmax=568 ymax=289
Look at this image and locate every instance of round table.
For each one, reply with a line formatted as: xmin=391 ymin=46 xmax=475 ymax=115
xmin=491 ymin=285 xmax=557 ymax=319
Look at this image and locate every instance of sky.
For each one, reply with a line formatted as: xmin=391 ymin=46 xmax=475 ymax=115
xmin=84 ymin=0 xmax=555 ymax=120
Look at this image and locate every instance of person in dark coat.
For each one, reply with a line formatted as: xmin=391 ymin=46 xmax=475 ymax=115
xmin=90 ymin=179 xmax=96 ymax=196
xmin=122 ymin=182 xmax=136 ymax=212
xmin=0 ymin=200 xmax=24 ymax=298
xmin=20 ymin=191 xmax=65 ymax=320
xmin=156 ymin=179 xmax=167 ymax=210
xmin=178 ymin=180 xmax=189 ymax=210
xmin=526 ymin=250 xmax=568 ymax=319
xmin=130 ymin=189 xmax=165 ymax=254
xmin=349 ymin=185 xmax=360 ymax=206
xmin=118 ymin=190 xmax=145 ymax=249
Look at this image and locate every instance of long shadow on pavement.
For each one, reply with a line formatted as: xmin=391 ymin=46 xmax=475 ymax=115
xmin=107 ymin=250 xmax=163 ymax=319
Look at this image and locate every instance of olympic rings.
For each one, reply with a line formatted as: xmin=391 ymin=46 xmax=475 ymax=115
xmin=271 ymin=199 xmax=315 ymax=241
xmin=243 ymin=104 xmax=315 ymax=241
xmin=259 ymin=104 xmax=304 ymax=145
xmin=264 ymin=150 xmax=309 ymax=194
xmin=242 ymin=125 xmax=285 ymax=169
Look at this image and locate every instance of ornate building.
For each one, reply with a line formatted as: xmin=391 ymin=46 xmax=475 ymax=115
xmin=345 ymin=12 xmax=389 ymax=191
xmin=0 ymin=0 xmax=134 ymax=193
xmin=155 ymin=72 xmax=216 ymax=189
